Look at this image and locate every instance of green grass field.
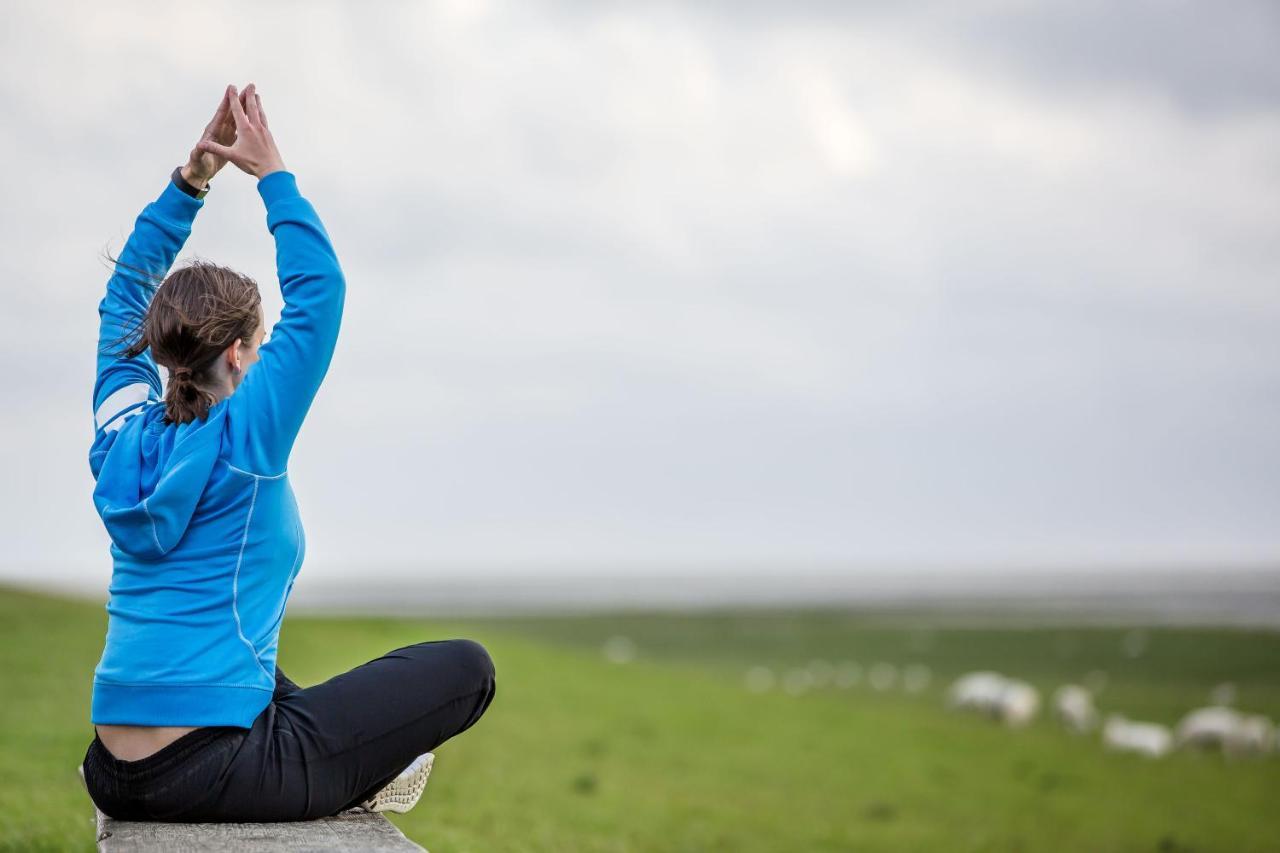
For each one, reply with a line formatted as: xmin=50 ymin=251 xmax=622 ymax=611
xmin=2 ymin=586 xmax=1278 ymax=852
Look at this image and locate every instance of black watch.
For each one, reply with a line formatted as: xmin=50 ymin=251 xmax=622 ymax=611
xmin=171 ymin=166 xmax=210 ymax=199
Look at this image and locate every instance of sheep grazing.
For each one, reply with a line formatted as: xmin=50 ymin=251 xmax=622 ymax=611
xmin=947 ymin=672 xmax=1040 ymax=727
xmin=782 ymin=667 xmax=816 ymax=696
xmin=1103 ymin=715 xmax=1173 ymax=758
xmin=868 ymin=662 xmax=898 ymax=692
xmin=948 ymin=671 xmax=1007 ymax=715
xmin=902 ymin=664 xmax=933 ymax=694
xmin=1175 ymin=706 xmax=1242 ymax=751
xmin=807 ymin=659 xmax=835 ymax=688
xmin=1052 ymin=684 xmax=1098 ymax=734
xmin=997 ymin=680 xmax=1041 ymax=727
xmin=1224 ymin=715 xmax=1276 ymax=758
xmin=1177 ymin=706 xmax=1276 ymax=757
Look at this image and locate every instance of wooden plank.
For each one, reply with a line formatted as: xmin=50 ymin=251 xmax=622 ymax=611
xmin=95 ymin=807 xmax=426 ymax=852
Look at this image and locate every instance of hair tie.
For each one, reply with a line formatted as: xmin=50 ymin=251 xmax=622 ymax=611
xmin=172 ymin=366 xmax=193 ymax=380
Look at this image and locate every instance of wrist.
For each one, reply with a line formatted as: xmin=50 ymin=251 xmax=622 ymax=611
xmin=180 ymin=163 xmax=212 ymax=190
xmin=173 ymin=165 xmax=211 ymax=200
xmin=255 ymin=159 xmax=287 ymax=180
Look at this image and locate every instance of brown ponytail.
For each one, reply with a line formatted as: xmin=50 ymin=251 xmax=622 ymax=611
xmin=108 ymin=257 xmax=262 ymax=425
xmin=160 ymin=365 xmax=220 ymax=425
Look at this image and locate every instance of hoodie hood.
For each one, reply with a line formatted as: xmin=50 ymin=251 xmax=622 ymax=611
xmin=91 ymin=402 xmax=227 ymax=560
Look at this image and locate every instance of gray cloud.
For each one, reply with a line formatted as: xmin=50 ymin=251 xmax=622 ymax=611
xmin=644 ymin=0 xmax=1280 ymax=115
xmin=2 ymin=0 xmax=1279 ymax=588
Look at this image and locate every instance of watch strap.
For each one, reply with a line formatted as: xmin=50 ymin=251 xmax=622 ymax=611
xmin=171 ymin=166 xmax=210 ymax=199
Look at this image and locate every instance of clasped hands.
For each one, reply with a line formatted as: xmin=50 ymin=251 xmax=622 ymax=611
xmin=181 ymin=83 xmax=287 ymax=189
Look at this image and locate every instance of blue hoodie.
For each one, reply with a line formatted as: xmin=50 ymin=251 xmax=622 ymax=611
xmin=89 ymin=170 xmax=344 ymax=727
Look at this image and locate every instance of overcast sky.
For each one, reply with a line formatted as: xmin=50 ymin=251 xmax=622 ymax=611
xmin=3 ymin=0 xmax=1279 ymax=590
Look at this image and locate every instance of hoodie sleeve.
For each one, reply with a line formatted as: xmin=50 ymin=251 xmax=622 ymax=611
xmin=228 ymin=171 xmax=345 ymax=474
xmin=93 ymin=177 xmax=203 ymax=434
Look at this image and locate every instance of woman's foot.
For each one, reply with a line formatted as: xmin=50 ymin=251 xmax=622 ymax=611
xmin=360 ymin=753 xmax=434 ymax=814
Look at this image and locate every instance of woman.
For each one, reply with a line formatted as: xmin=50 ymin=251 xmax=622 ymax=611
xmin=81 ymin=83 xmax=496 ymax=822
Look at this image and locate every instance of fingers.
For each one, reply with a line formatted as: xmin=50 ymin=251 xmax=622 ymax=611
xmin=244 ymin=82 xmax=262 ymax=125
xmin=227 ymin=84 xmax=249 ymax=129
xmin=202 ymin=82 xmax=280 ymax=176
xmin=240 ymin=84 xmax=268 ymax=131
xmin=196 ymin=139 xmax=234 ymax=160
xmin=211 ymin=85 xmax=232 ymax=127
xmin=201 ymin=88 xmax=230 ymax=141
xmin=218 ymin=89 xmax=238 ymax=134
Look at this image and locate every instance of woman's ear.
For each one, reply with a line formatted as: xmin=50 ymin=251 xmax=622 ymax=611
xmin=227 ymin=338 xmax=244 ymax=374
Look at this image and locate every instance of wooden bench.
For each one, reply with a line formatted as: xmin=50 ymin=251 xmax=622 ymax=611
xmin=94 ymin=806 xmax=426 ymax=852
xmin=80 ymin=753 xmax=427 ymax=845
xmin=80 ymin=759 xmax=427 ymax=851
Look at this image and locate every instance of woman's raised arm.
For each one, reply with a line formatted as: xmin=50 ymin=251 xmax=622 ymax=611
xmin=92 ymin=87 xmax=239 ymax=434
xmin=211 ymin=86 xmax=346 ymax=474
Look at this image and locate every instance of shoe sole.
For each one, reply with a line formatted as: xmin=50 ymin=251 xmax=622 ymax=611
xmin=362 ymin=753 xmax=434 ymax=814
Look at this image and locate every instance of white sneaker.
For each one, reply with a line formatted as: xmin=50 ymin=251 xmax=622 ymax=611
xmin=360 ymin=752 xmax=434 ymax=814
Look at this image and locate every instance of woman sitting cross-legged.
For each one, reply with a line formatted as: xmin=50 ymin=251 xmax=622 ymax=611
xmin=82 ymin=83 xmax=496 ymax=822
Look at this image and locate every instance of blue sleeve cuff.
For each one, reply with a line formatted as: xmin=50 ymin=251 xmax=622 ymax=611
xmin=257 ymin=171 xmax=300 ymax=207
xmin=155 ymin=175 xmax=203 ymax=223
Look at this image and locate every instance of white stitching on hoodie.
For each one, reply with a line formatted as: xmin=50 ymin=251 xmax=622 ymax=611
xmin=227 ymin=463 xmax=287 ymax=480
xmin=142 ymin=497 xmax=164 ymax=555
xmin=256 ymin=517 xmax=304 ymax=657
xmin=232 ymin=474 xmax=273 ymax=682
xmin=95 ymin=383 xmax=151 ymax=429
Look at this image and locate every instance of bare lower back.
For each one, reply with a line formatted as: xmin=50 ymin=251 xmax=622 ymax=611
xmin=96 ymin=725 xmax=200 ymax=761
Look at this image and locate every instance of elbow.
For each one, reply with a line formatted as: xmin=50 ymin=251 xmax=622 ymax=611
xmin=329 ymin=268 xmax=347 ymax=310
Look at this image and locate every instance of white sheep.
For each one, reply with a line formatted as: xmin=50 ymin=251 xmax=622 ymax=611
xmin=1052 ymin=684 xmax=1098 ymax=734
xmin=947 ymin=672 xmax=1039 ymax=726
xmin=868 ymin=662 xmax=898 ymax=692
xmin=782 ymin=667 xmax=815 ymax=696
xmin=1224 ymin=714 xmax=1276 ymax=757
xmin=996 ymin=679 xmax=1041 ymax=727
xmin=807 ymin=659 xmax=835 ymax=688
xmin=1103 ymin=715 xmax=1173 ymax=758
xmin=1175 ymin=706 xmax=1276 ymax=757
xmin=1175 ymin=706 xmax=1242 ymax=750
xmin=948 ymin=671 xmax=1007 ymax=715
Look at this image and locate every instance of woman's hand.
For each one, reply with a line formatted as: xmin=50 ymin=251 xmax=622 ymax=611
xmin=196 ymin=83 xmax=287 ymax=180
xmin=181 ymin=85 xmax=239 ymax=188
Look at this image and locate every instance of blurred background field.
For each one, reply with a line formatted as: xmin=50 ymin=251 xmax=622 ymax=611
xmin=5 ymin=584 xmax=1278 ymax=853
xmin=5 ymin=3 xmax=1280 ymax=852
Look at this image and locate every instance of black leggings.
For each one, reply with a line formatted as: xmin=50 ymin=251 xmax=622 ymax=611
xmin=82 ymin=638 xmax=496 ymax=822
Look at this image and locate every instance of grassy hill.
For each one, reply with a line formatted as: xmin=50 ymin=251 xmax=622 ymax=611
xmin=2 ymin=585 xmax=1278 ymax=852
